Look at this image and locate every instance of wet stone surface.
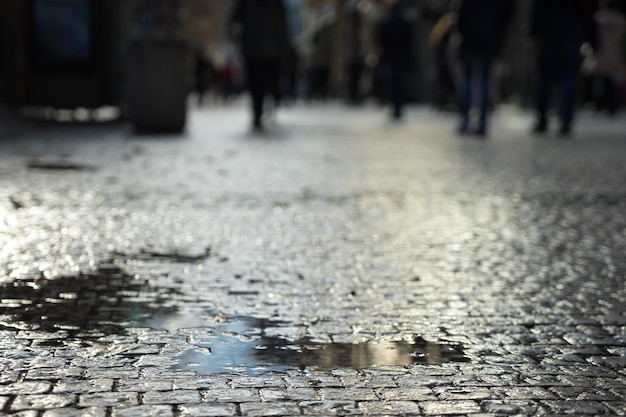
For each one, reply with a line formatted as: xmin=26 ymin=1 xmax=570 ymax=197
xmin=0 ymin=264 xmax=178 ymax=339
xmin=174 ymin=324 xmax=469 ymax=375
xmin=1 ymin=104 xmax=626 ymax=415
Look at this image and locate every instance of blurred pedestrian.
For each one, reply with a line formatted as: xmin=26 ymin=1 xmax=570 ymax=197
xmin=455 ymin=0 xmax=513 ymax=136
xmin=529 ymin=0 xmax=590 ymax=137
xmin=213 ymin=36 xmax=244 ymax=103
xmin=376 ymin=0 xmax=414 ymax=120
xmin=309 ymin=16 xmax=334 ymax=100
xmin=280 ymin=45 xmax=300 ymax=104
xmin=194 ymin=49 xmax=214 ymax=106
xmin=347 ymin=55 xmax=364 ymax=105
xmin=229 ymin=0 xmax=290 ymax=131
xmin=593 ymin=0 xmax=625 ymax=115
xmin=429 ymin=13 xmax=457 ymax=112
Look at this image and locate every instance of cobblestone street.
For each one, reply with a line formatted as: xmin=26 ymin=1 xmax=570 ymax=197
xmin=1 ymin=102 xmax=626 ymax=416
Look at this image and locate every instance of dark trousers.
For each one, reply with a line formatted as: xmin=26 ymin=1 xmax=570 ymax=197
xmin=435 ymin=60 xmax=456 ymax=110
xmin=535 ymin=42 xmax=580 ymax=129
xmin=382 ymin=64 xmax=408 ymax=118
xmin=595 ymin=75 xmax=619 ymax=115
xmin=458 ymin=54 xmax=493 ymax=131
xmin=245 ymin=58 xmax=280 ymax=125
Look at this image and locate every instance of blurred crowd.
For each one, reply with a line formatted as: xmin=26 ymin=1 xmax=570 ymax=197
xmin=189 ymin=0 xmax=625 ymax=135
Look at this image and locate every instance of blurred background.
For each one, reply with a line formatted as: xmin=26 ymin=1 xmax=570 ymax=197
xmin=0 ymin=0 xmax=624 ymax=129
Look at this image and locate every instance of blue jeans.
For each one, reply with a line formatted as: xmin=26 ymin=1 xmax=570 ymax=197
xmin=458 ymin=55 xmax=493 ymax=132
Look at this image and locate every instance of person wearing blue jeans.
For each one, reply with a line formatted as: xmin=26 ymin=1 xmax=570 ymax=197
xmin=455 ymin=0 xmax=513 ymax=137
xmin=458 ymin=55 xmax=493 ymax=136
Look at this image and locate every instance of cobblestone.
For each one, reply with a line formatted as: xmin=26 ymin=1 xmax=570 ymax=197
xmin=141 ymin=390 xmax=201 ymax=405
xmin=481 ymin=400 xmax=542 ymax=415
xmin=240 ymin=402 xmax=301 ymax=416
xmin=41 ymin=407 xmax=107 ymax=417
xmin=10 ymin=394 xmax=76 ymax=411
xmin=203 ymin=388 xmax=261 ymax=403
xmin=25 ymin=367 xmax=85 ymax=380
xmin=420 ymin=400 xmax=482 ymax=414
xmin=298 ymin=400 xmax=358 ymax=415
xmin=111 ymin=405 xmax=174 ymax=417
xmin=376 ymin=387 xmax=434 ymax=401
xmin=318 ymin=388 xmax=377 ymax=401
xmin=542 ymin=400 xmax=614 ymax=415
xmin=116 ymin=379 xmax=173 ymax=393
xmin=0 ymin=381 xmax=52 ymax=396
xmin=77 ymin=392 xmax=139 ymax=408
xmin=259 ymin=388 xmax=319 ymax=401
xmin=1 ymin=104 xmax=626 ymax=415
xmin=9 ymin=411 xmax=39 ymax=417
xmin=178 ymin=403 xmax=238 ymax=416
xmin=52 ymin=379 xmax=114 ymax=394
xmin=357 ymin=401 xmax=422 ymax=415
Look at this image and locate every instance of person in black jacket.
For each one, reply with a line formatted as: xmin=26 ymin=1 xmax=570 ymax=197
xmin=376 ymin=1 xmax=414 ymax=120
xmin=430 ymin=13 xmax=456 ymax=111
xmin=456 ymin=0 xmax=514 ymax=136
xmin=529 ymin=0 xmax=590 ymax=136
xmin=230 ymin=0 xmax=290 ymax=131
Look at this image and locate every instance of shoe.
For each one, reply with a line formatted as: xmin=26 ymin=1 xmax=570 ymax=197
xmin=457 ymin=121 xmax=470 ymax=135
xmin=558 ymin=125 xmax=571 ymax=137
xmin=252 ymin=118 xmax=263 ymax=132
xmin=474 ymin=127 xmax=488 ymax=137
xmin=532 ymin=122 xmax=547 ymax=135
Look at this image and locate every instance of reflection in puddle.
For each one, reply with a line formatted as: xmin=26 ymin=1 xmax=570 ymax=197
xmin=174 ymin=318 xmax=469 ymax=375
xmin=143 ymin=312 xmax=210 ymax=332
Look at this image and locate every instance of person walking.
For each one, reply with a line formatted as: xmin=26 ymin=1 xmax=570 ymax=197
xmin=429 ymin=12 xmax=457 ymax=112
xmin=593 ymin=0 xmax=626 ymax=115
xmin=309 ymin=17 xmax=334 ymax=100
xmin=455 ymin=0 xmax=513 ymax=136
xmin=229 ymin=0 xmax=290 ymax=131
xmin=529 ymin=0 xmax=590 ymax=136
xmin=376 ymin=0 xmax=414 ymax=120
xmin=194 ymin=49 xmax=213 ymax=106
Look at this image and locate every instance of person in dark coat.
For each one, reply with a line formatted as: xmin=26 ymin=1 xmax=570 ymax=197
xmin=430 ymin=13 xmax=456 ymax=111
xmin=529 ymin=0 xmax=590 ymax=136
xmin=376 ymin=1 xmax=414 ymax=120
xmin=456 ymin=0 xmax=514 ymax=136
xmin=194 ymin=49 xmax=214 ymax=106
xmin=230 ymin=0 xmax=290 ymax=131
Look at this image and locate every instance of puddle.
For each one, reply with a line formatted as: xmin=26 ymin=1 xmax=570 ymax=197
xmin=0 ymin=264 xmax=178 ymax=340
xmin=27 ymin=159 xmax=96 ymax=171
xmin=0 ymin=267 xmax=469 ymax=374
xmin=112 ymin=247 xmax=212 ymax=263
xmin=173 ymin=318 xmax=469 ymax=375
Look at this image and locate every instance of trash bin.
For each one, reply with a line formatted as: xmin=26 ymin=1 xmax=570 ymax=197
xmin=127 ymin=39 xmax=188 ymax=133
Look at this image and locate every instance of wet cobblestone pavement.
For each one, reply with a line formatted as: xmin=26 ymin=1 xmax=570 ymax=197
xmin=1 ymin=103 xmax=626 ymax=416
